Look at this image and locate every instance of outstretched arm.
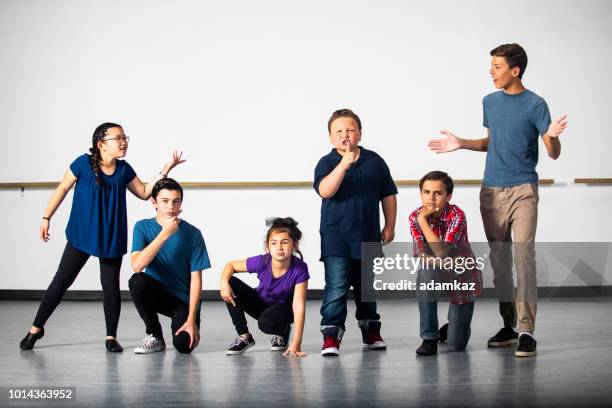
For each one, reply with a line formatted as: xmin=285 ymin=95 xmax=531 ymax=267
xmin=40 ymin=169 xmax=77 ymax=242
xmin=542 ymin=115 xmax=568 ymax=160
xmin=428 ymin=129 xmax=490 ymax=153
xmin=284 ymin=281 xmax=308 ymax=357
xmin=175 ymin=271 xmax=202 ymax=349
xmin=127 ymin=150 xmax=186 ymax=200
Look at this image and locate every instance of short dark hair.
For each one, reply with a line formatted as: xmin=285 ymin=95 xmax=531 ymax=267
xmin=152 ymin=178 xmax=183 ymax=200
xmin=490 ymin=43 xmax=528 ymax=79
xmin=327 ymin=109 xmax=362 ymax=132
xmin=419 ymin=171 xmax=454 ymax=195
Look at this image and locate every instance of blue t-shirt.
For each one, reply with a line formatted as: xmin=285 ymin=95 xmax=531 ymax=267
xmin=314 ymin=146 xmax=398 ymax=260
xmin=65 ymin=154 xmax=136 ymax=258
xmin=246 ymin=254 xmax=310 ymax=305
xmin=482 ymin=90 xmax=551 ymax=187
xmin=131 ymin=218 xmax=211 ymax=304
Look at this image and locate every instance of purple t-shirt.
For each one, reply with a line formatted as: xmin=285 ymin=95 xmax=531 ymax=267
xmin=246 ymin=254 xmax=310 ymax=305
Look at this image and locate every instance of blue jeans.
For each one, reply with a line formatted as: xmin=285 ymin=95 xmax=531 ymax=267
xmin=320 ymin=256 xmax=380 ymax=339
xmin=417 ymin=268 xmax=475 ymax=351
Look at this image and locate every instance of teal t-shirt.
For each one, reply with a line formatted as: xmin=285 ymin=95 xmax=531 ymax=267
xmin=131 ymin=218 xmax=211 ymax=304
xmin=482 ymin=90 xmax=551 ymax=187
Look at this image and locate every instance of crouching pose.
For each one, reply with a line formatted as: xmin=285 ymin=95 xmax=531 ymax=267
xmin=409 ymin=171 xmax=482 ymax=356
xmin=220 ymin=217 xmax=309 ymax=357
xmin=129 ymin=178 xmax=211 ymax=354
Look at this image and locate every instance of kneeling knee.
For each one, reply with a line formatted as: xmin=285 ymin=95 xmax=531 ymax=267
xmin=128 ymin=273 xmax=147 ymax=293
xmin=257 ymin=318 xmax=275 ymax=334
xmin=173 ymin=332 xmax=193 ymax=354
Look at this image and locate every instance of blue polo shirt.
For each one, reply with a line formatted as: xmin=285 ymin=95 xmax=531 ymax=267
xmin=314 ymin=146 xmax=397 ymax=260
xmin=132 ymin=218 xmax=211 ymax=304
xmin=482 ymin=89 xmax=551 ymax=187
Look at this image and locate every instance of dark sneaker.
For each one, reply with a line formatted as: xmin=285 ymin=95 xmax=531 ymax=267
xmin=19 ymin=328 xmax=45 ymax=350
xmin=515 ymin=334 xmax=537 ymax=357
xmin=416 ymin=339 xmax=438 ymax=356
xmin=226 ymin=334 xmax=255 ymax=355
xmin=487 ymin=326 xmax=518 ymax=347
xmin=105 ymin=338 xmax=123 ymax=353
xmin=321 ymin=327 xmax=340 ymax=356
xmin=134 ymin=334 xmax=166 ymax=354
xmin=439 ymin=323 xmax=448 ymax=343
xmin=270 ymin=326 xmax=291 ymax=351
xmin=360 ymin=321 xmax=387 ymax=350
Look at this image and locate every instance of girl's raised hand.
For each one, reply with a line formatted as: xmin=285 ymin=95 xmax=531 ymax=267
xmin=161 ymin=150 xmax=186 ymax=175
xmin=40 ymin=219 xmax=51 ymax=242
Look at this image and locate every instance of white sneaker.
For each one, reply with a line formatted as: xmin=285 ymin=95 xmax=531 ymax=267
xmin=134 ymin=334 xmax=166 ymax=354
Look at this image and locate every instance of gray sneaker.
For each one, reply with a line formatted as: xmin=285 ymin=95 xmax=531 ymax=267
xmin=270 ymin=326 xmax=291 ymax=351
xmin=134 ymin=334 xmax=166 ymax=354
xmin=226 ymin=334 xmax=255 ymax=355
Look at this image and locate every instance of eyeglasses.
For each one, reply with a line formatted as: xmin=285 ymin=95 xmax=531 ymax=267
xmin=102 ymin=135 xmax=130 ymax=143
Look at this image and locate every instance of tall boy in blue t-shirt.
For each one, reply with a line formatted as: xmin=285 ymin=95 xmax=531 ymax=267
xmin=428 ymin=43 xmax=568 ymax=357
xmin=314 ymin=109 xmax=398 ymax=356
xmin=129 ymin=178 xmax=211 ymax=354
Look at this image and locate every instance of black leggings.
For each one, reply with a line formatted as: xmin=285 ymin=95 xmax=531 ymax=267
xmin=128 ymin=273 xmax=200 ymax=354
xmin=226 ymin=276 xmax=293 ymax=336
xmin=32 ymin=242 xmax=122 ymax=337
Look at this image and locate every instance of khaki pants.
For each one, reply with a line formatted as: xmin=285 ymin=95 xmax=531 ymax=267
xmin=480 ymin=183 xmax=538 ymax=333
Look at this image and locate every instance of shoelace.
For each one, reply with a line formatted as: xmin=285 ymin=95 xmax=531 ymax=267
xmin=142 ymin=335 xmax=162 ymax=349
xmin=230 ymin=335 xmax=249 ymax=348
xmin=271 ymin=335 xmax=284 ymax=346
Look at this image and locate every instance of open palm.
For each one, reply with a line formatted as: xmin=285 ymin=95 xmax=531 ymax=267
xmin=428 ymin=130 xmax=461 ymax=153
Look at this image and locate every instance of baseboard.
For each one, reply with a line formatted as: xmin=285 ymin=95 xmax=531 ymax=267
xmin=1 ymin=286 xmax=611 ymax=301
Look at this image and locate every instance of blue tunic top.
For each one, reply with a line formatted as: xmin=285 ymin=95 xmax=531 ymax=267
xmin=314 ymin=146 xmax=398 ymax=260
xmin=65 ymin=154 xmax=136 ymax=258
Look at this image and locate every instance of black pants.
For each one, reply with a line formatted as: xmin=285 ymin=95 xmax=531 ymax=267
xmin=128 ymin=273 xmax=200 ymax=354
xmin=226 ymin=276 xmax=293 ymax=336
xmin=33 ymin=242 xmax=122 ymax=337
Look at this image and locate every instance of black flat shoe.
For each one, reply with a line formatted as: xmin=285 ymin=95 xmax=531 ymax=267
xmin=105 ymin=339 xmax=123 ymax=353
xmin=416 ymin=339 xmax=438 ymax=356
xmin=20 ymin=328 xmax=44 ymax=350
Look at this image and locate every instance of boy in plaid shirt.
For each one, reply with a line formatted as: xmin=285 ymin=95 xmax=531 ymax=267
xmin=409 ymin=171 xmax=482 ymax=356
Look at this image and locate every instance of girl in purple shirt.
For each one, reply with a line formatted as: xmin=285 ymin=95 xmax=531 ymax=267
xmin=220 ymin=217 xmax=309 ymax=357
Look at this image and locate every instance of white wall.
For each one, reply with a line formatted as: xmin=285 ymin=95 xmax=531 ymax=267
xmin=1 ymin=0 xmax=611 ymax=290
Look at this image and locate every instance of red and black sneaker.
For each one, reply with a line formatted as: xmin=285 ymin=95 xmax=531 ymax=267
xmin=321 ymin=327 xmax=341 ymax=356
xmin=360 ymin=321 xmax=387 ymax=350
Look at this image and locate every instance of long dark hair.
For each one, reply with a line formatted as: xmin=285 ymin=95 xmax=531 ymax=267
xmin=90 ymin=122 xmax=122 ymax=185
xmin=265 ymin=217 xmax=303 ymax=259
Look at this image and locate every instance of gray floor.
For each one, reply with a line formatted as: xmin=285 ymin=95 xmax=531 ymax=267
xmin=2 ymin=298 xmax=612 ymax=407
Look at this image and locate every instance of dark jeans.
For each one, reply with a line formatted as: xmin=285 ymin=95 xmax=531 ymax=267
xmin=33 ymin=242 xmax=122 ymax=337
xmin=417 ymin=268 xmax=475 ymax=351
xmin=128 ymin=273 xmax=200 ymax=354
xmin=226 ymin=276 xmax=293 ymax=336
xmin=320 ymin=256 xmax=380 ymax=339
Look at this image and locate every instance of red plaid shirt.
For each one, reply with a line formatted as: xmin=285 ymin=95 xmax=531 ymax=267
xmin=408 ymin=204 xmax=482 ymax=304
